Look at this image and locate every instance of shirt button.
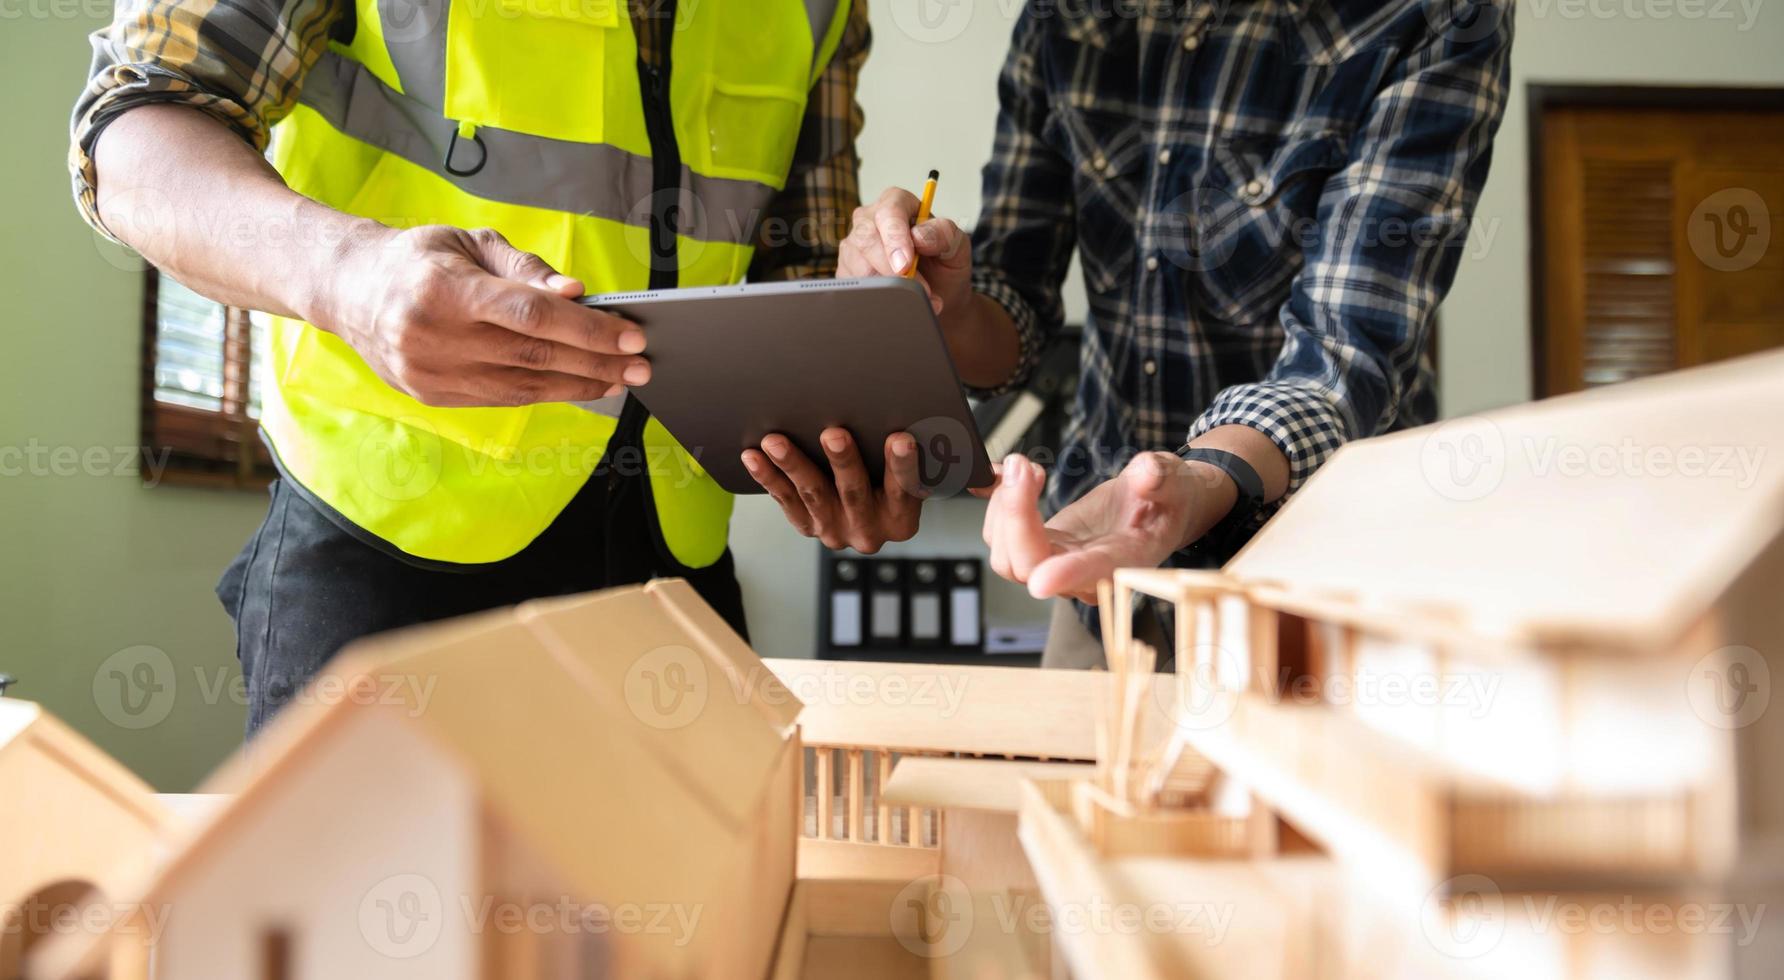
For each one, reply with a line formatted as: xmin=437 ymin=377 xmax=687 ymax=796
xmin=1183 ymin=34 xmax=1200 ymax=51
xmin=1243 ymin=178 xmax=1266 ymax=198
xmin=1157 ymin=148 xmax=1172 ymax=165
xmin=1145 ymin=255 xmax=1160 ymax=271
xmin=1143 ymin=358 xmax=1158 ymax=376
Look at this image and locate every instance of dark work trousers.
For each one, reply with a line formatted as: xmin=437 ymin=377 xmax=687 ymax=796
xmin=217 ymin=465 xmax=747 ymax=737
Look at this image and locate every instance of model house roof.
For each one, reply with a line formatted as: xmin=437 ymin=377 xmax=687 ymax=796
xmin=36 ymin=579 xmax=800 ymax=979
xmin=1 ymin=699 xmax=173 ymax=978
xmin=1227 ymin=349 xmax=1784 ymax=653
xmin=0 ymin=699 xmax=172 ymax=858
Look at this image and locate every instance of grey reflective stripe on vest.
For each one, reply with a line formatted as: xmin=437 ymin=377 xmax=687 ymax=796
xmin=567 ymin=393 xmax=628 ymax=418
xmin=377 ymin=0 xmax=448 ymax=108
xmin=297 ymin=51 xmax=776 ymax=245
xmin=804 ymin=0 xmax=842 ymax=49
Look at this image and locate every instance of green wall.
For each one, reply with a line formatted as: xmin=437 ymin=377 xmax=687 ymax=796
xmin=1 ymin=10 xmax=262 ymax=790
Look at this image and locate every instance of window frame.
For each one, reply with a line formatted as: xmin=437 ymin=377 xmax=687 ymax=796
xmin=140 ymin=266 xmax=277 ymax=489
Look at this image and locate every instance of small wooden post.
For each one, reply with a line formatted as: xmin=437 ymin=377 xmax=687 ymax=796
xmin=876 ymin=750 xmax=893 ymax=844
xmin=815 ymin=747 xmax=834 ymax=840
xmin=846 ymin=749 xmax=865 ymax=841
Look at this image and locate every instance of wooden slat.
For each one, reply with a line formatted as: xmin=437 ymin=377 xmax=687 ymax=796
xmin=876 ymin=751 xmax=893 ymax=844
xmin=815 ymin=747 xmax=834 ymax=840
xmin=846 ymin=749 xmax=864 ymax=841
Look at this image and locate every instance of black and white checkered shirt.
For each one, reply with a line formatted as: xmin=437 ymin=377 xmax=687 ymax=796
xmin=968 ymin=0 xmax=1513 ymax=536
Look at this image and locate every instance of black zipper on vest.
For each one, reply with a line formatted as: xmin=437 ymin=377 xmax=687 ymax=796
xmin=603 ymin=0 xmax=693 ymax=573
xmin=610 ymin=1 xmax=682 ymax=470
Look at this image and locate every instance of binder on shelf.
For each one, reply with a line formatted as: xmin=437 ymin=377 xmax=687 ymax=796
xmin=867 ymin=559 xmax=907 ymax=649
xmin=906 ymin=560 xmax=947 ymax=648
xmin=948 ymin=560 xmax=983 ymax=650
xmin=826 ymin=558 xmax=866 ymax=649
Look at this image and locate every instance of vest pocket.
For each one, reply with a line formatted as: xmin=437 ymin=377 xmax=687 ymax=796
xmin=688 ymin=77 xmax=808 ymax=189
xmin=442 ymin=0 xmax=620 ymax=145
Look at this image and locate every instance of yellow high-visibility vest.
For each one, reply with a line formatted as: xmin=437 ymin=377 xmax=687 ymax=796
xmin=259 ymin=0 xmax=850 ymax=567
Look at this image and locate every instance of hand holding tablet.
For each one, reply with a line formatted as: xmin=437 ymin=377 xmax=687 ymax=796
xmin=580 ymin=277 xmax=993 ymax=501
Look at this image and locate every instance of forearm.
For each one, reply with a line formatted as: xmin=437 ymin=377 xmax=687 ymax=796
xmin=939 ymin=292 xmax=1023 ymax=390
xmin=93 ymin=104 xmax=381 ymax=325
xmin=1170 ymin=424 xmax=1291 ymax=551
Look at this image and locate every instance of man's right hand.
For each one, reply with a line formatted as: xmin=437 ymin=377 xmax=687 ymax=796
xmin=839 ymin=186 xmax=974 ymax=318
xmin=313 ymin=224 xmax=650 ymax=408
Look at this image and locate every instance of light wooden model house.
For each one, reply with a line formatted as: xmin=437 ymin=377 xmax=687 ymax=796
xmin=1015 ymin=349 xmax=1784 ymax=980
xmin=1 ymin=701 xmax=172 ymax=978
xmin=35 ymin=579 xmax=803 ymax=980
xmin=27 ymin=349 xmax=1783 ymax=980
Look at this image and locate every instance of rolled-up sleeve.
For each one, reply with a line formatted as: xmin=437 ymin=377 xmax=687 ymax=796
xmin=1189 ymin=3 xmax=1513 ymax=496
xmin=965 ymin=8 xmax=1078 ymax=398
xmin=70 ymin=0 xmax=344 ymax=238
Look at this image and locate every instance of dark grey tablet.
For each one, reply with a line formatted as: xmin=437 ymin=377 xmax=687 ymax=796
xmin=581 ymin=277 xmax=994 ymax=496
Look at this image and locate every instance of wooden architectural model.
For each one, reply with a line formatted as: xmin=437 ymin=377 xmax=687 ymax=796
xmin=36 ymin=580 xmax=804 ymax=980
xmin=24 ymin=349 xmax=1783 ymax=979
xmin=1 ymin=701 xmax=172 ymax=978
xmin=1014 ymin=349 xmax=1784 ymax=979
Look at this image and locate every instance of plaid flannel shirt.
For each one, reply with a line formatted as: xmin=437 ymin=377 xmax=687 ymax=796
xmin=69 ymin=0 xmax=869 ymax=281
xmin=969 ymin=0 xmax=1512 ymax=535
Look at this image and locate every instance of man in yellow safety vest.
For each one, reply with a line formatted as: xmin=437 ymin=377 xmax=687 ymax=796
xmin=72 ymin=0 xmax=928 ymax=733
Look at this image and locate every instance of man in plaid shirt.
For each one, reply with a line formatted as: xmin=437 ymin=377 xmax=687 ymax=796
xmin=752 ymin=1 xmax=1513 ymax=664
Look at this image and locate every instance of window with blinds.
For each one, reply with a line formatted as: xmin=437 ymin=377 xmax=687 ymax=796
xmin=142 ymin=268 xmax=276 ymax=487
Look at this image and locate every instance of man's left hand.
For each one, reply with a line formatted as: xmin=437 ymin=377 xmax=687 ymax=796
xmin=743 ymin=429 xmax=926 ymax=553
xmin=981 ymin=451 xmax=1236 ymax=602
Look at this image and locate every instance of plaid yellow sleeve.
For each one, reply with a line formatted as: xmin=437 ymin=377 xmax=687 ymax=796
xmin=746 ymin=0 xmax=869 ymax=282
xmin=69 ymin=0 xmax=345 ymax=238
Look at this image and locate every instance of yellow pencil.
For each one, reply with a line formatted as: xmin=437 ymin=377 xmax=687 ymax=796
xmin=904 ymin=169 xmax=939 ymax=278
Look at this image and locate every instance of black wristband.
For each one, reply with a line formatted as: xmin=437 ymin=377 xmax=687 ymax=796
xmin=1177 ymin=447 xmax=1266 ymax=557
